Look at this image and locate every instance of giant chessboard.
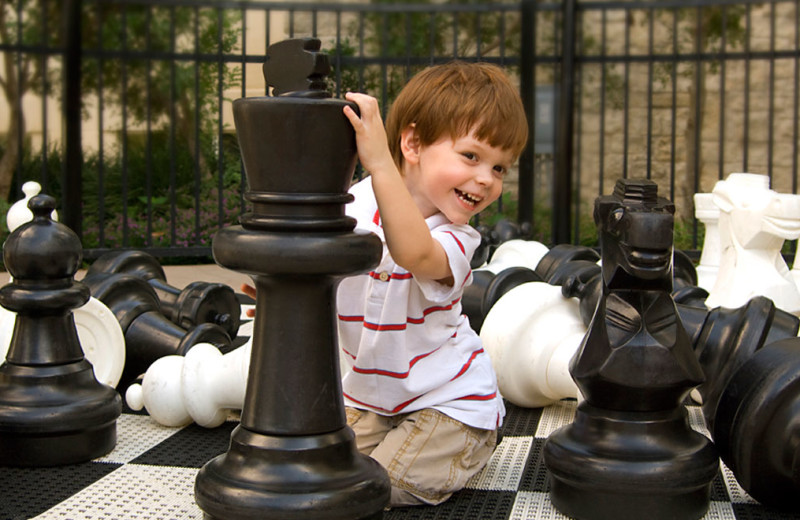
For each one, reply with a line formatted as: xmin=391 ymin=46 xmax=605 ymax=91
xmin=2 ymin=308 xmax=800 ymax=520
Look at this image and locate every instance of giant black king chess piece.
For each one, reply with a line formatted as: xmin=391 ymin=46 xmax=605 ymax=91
xmin=543 ymin=179 xmax=718 ymax=520
xmin=194 ymin=38 xmax=391 ymax=519
xmin=0 ymin=194 xmax=122 ymax=465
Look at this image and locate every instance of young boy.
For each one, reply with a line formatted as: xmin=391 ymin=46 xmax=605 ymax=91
xmin=338 ymin=61 xmax=528 ymax=507
xmin=244 ymin=61 xmax=527 ymax=507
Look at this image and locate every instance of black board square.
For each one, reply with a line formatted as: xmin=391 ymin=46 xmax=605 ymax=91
xmin=0 ymin=461 xmax=121 ymax=519
xmin=131 ymin=420 xmax=237 ymax=468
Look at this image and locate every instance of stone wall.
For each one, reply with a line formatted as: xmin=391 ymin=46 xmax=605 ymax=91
xmin=574 ymin=3 xmax=800 ymax=220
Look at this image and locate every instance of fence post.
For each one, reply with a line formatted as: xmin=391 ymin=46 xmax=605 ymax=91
xmin=62 ymin=0 xmax=82 ymax=238
xmin=518 ymin=0 xmax=536 ymax=236
xmin=553 ymin=0 xmax=576 ymax=245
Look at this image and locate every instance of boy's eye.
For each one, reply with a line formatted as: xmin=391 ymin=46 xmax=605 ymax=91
xmin=493 ymin=165 xmax=508 ymax=178
xmin=462 ymin=152 xmax=477 ymax=161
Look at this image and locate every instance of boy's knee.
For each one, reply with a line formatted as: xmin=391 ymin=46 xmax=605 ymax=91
xmin=373 ymin=409 xmax=498 ymax=507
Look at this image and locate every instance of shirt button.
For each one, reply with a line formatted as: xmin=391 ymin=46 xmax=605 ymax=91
xmin=379 ymin=271 xmax=390 ymax=282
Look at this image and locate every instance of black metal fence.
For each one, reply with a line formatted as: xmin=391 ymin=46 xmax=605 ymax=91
xmin=1 ymin=0 xmax=799 ymax=261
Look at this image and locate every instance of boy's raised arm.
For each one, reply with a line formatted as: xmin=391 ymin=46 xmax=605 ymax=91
xmin=343 ymin=92 xmax=453 ymax=284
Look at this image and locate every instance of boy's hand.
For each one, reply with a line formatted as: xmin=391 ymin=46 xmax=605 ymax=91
xmin=343 ymin=92 xmax=396 ymax=176
xmin=241 ymin=283 xmax=256 ymax=318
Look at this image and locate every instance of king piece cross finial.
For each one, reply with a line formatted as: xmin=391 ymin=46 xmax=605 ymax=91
xmin=263 ymin=38 xmax=331 ymax=98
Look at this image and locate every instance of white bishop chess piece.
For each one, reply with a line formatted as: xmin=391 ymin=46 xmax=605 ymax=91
xmin=705 ymin=173 xmax=800 ymax=315
xmin=480 ymin=281 xmax=584 ymax=408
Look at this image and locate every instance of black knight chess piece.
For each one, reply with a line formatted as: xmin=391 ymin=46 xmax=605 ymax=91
xmin=543 ymin=179 xmax=718 ymax=520
xmin=193 ymin=38 xmax=391 ymax=519
xmin=0 ymin=195 xmax=121 ymax=465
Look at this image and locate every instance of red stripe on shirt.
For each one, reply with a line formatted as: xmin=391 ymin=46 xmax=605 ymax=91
xmin=373 ymin=210 xmax=381 ymax=226
xmin=456 ymin=392 xmax=498 ymax=401
xmin=344 ymin=391 xmax=423 ymax=414
xmin=351 ymin=347 xmax=441 ymax=379
xmin=338 ymin=297 xmax=461 ymax=331
xmin=449 ymin=348 xmax=484 ymax=381
xmin=344 ymin=390 xmax=497 ymax=415
xmin=445 ymin=230 xmax=466 ymax=255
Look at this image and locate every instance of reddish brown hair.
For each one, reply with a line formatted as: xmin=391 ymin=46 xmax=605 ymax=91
xmin=385 ymin=61 xmax=529 ymax=169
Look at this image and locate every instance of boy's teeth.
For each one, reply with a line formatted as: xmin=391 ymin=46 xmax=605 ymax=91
xmin=457 ymin=190 xmax=480 ymax=205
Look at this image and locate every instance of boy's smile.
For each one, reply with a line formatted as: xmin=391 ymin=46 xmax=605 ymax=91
xmin=403 ymin=128 xmax=514 ymax=226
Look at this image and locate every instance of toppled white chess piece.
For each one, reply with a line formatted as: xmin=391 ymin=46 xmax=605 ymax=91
xmin=706 ymin=173 xmax=800 ymax=315
xmin=480 ymin=281 xmax=583 ymax=408
xmin=694 ymin=192 xmax=721 ymax=292
xmin=125 ymin=339 xmax=250 ymax=427
xmin=481 ymin=239 xmax=549 ymax=273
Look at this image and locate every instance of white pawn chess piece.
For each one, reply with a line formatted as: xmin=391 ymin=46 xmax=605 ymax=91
xmin=6 ymin=181 xmax=58 ymax=232
xmin=125 ymin=339 xmax=250 ymax=427
xmin=481 ymin=239 xmax=549 ymax=273
xmin=694 ymin=192 xmax=721 ymax=292
xmin=0 ymin=183 xmax=125 ymax=388
xmin=706 ymin=173 xmax=800 ymax=315
xmin=480 ymin=281 xmax=584 ymax=408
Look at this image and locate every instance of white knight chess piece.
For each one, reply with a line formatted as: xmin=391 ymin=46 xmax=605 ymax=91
xmin=706 ymin=173 xmax=800 ymax=315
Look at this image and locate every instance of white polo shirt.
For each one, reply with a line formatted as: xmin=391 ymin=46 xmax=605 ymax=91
xmin=337 ymin=177 xmax=505 ymax=430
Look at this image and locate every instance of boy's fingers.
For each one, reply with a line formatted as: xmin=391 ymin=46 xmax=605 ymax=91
xmin=240 ymin=283 xmax=256 ymax=299
xmin=343 ymin=105 xmax=362 ymax=128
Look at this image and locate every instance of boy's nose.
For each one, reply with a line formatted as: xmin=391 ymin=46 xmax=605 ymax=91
xmin=475 ymin=167 xmax=495 ymax=186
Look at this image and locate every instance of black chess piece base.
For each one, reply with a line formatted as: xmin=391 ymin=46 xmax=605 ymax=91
xmin=0 ymin=360 xmax=119 ymax=466
xmin=195 ymin=426 xmax=388 ymax=520
xmin=545 ymin=403 xmax=718 ymax=520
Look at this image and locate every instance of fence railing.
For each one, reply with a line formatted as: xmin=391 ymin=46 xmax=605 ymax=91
xmin=1 ymin=0 xmax=799 ymax=261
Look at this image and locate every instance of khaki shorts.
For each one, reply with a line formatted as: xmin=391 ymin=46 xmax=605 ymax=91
xmin=346 ymin=407 xmax=497 ymax=507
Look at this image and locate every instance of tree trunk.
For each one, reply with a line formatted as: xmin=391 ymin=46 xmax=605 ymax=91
xmin=0 ymin=44 xmax=28 ymax=202
xmin=682 ymin=62 xmax=706 ymax=222
xmin=0 ymin=101 xmax=24 ymax=202
xmin=176 ymin=97 xmax=211 ymax=184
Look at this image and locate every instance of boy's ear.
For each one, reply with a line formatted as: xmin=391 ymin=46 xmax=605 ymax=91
xmin=400 ymin=124 xmax=421 ymax=165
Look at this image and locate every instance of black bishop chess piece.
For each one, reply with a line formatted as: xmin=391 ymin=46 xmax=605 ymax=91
xmin=543 ymin=178 xmax=718 ymax=520
xmin=0 ymin=194 xmax=122 ymax=465
xmin=193 ymin=38 xmax=391 ymax=519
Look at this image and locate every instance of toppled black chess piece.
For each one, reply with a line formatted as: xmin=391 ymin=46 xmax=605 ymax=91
xmin=534 ymin=243 xmax=600 ymax=285
xmin=87 ymin=250 xmax=241 ymax=338
xmin=462 ymin=266 xmax=541 ymax=333
xmin=0 ymin=195 xmax=121 ymax=466
xmin=471 ymin=218 xmax=530 ymax=269
xmin=82 ymin=271 xmax=232 ymax=387
xmin=543 ymin=179 xmax=718 ymax=520
xmin=194 ymin=37 xmax=390 ymax=519
xmin=676 ymin=294 xmax=800 ymax=511
xmin=711 ymin=336 xmax=800 ymax=510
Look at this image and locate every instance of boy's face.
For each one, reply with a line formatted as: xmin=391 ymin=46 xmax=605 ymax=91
xmin=405 ymin=127 xmax=513 ymax=226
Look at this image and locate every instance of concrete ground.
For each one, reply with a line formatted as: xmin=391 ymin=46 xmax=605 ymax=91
xmin=0 ymin=263 xmax=253 ymax=292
